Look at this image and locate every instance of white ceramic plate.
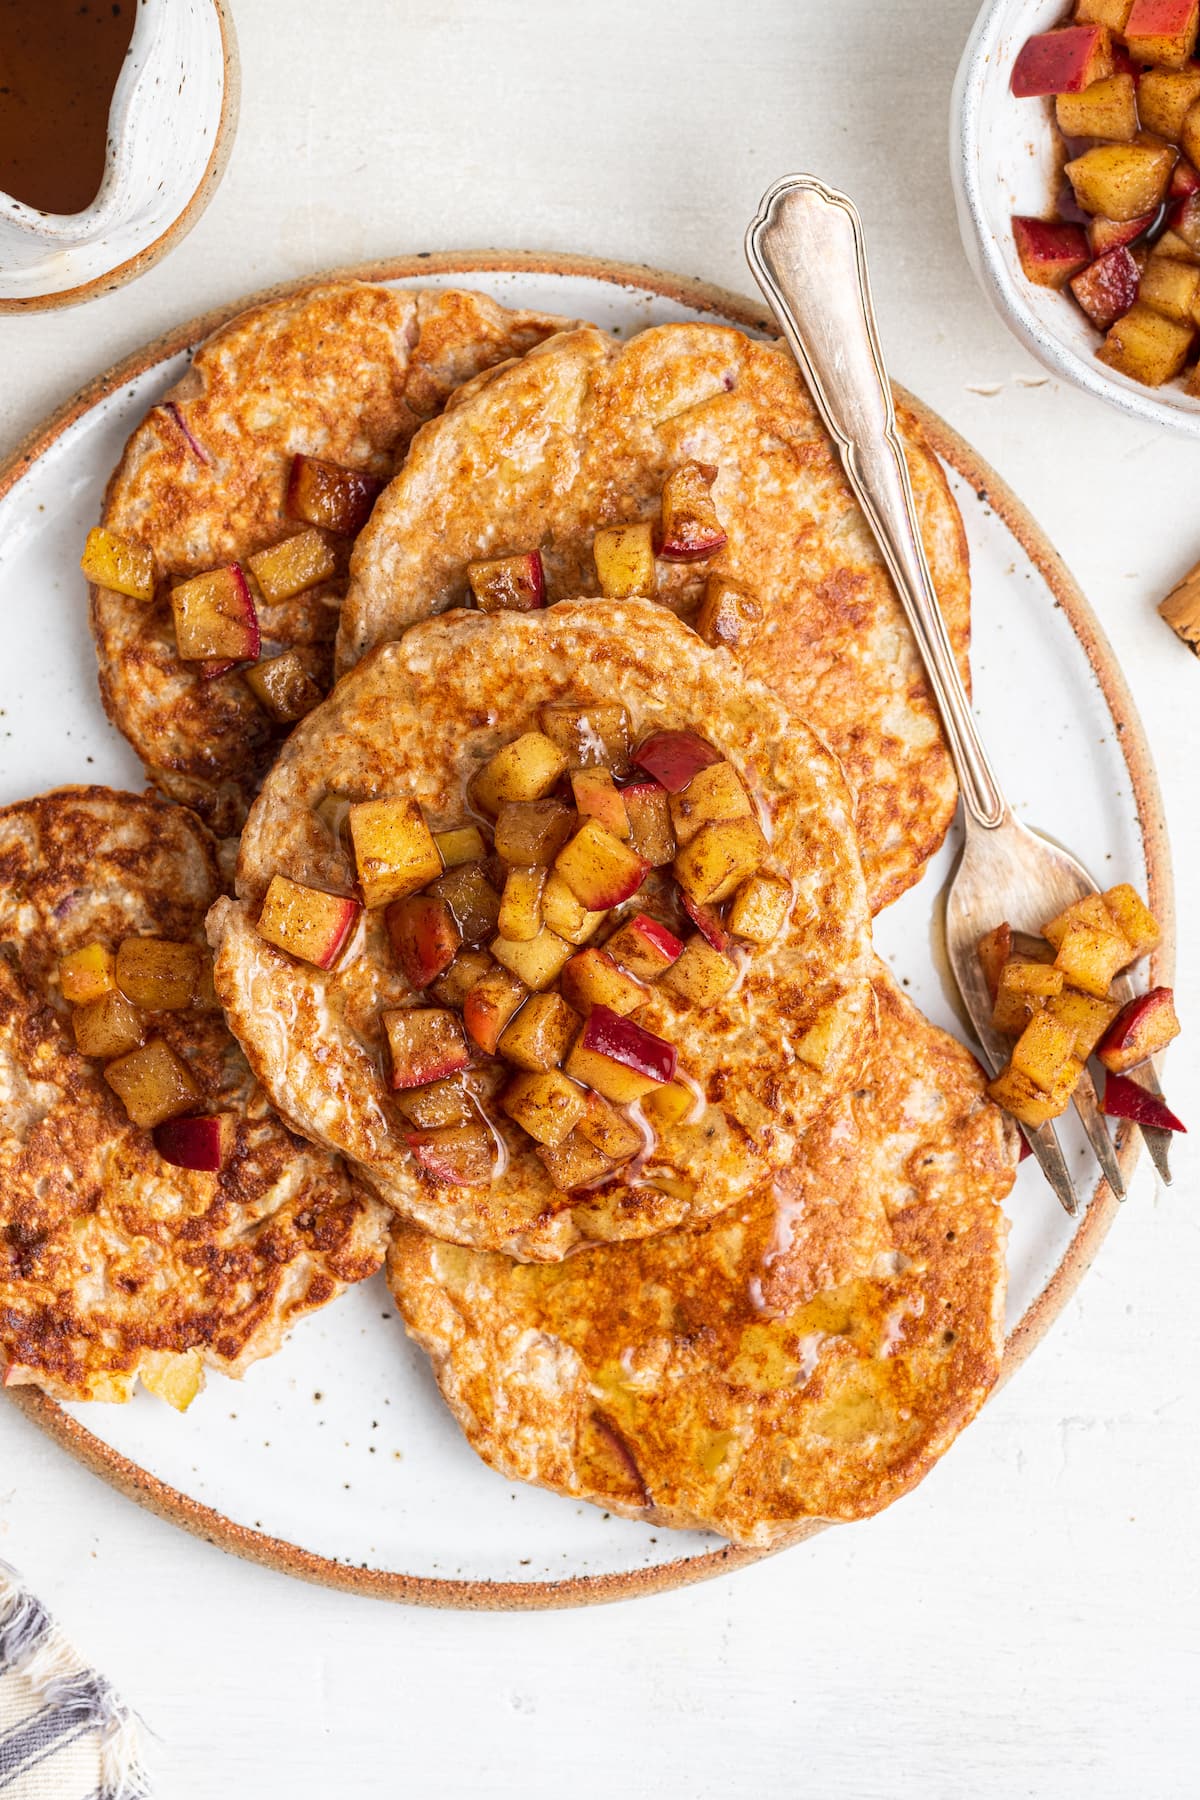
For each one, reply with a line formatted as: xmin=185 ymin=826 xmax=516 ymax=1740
xmin=0 ymin=256 xmax=1172 ymax=1608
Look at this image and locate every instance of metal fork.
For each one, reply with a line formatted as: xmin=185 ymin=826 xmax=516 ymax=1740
xmin=746 ymin=173 xmax=1171 ymax=1215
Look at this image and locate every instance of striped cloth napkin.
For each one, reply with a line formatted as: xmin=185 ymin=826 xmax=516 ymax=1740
xmin=0 ymin=1563 xmax=150 ymax=1798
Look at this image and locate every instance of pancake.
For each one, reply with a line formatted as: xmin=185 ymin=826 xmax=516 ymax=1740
xmin=90 ymin=282 xmax=575 ymax=835
xmin=336 ymin=322 xmax=972 ymax=915
xmin=388 ymin=966 xmax=1017 ymax=1547
xmin=209 ymin=601 xmax=876 ymax=1262
xmin=0 ymin=787 xmax=389 ymax=1405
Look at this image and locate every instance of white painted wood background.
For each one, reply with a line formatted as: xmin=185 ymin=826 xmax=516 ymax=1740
xmin=0 ymin=1 xmax=1196 ymax=1793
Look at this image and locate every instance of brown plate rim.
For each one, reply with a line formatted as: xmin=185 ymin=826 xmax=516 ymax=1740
xmin=0 ymin=249 xmax=1174 ymax=1609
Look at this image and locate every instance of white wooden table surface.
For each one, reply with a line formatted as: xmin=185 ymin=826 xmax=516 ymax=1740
xmin=1 ymin=2 xmax=1196 ymax=1794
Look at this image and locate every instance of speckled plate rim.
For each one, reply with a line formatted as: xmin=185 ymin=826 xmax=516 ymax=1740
xmin=0 ymin=249 xmax=1174 ymax=1609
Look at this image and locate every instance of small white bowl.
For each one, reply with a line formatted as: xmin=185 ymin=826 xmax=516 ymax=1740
xmin=0 ymin=0 xmax=239 ymax=312
xmin=951 ymin=0 xmax=1200 ymax=435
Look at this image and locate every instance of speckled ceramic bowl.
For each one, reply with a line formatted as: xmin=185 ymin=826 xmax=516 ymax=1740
xmin=0 ymin=0 xmax=238 ymax=312
xmin=951 ymin=0 xmax=1200 ymax=436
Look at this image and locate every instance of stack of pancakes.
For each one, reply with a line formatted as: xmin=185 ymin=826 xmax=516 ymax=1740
xmin=1 ymin=281 xmax=1018 ymax=1549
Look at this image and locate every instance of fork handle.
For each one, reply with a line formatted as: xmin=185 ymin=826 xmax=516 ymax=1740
xmin=745 ymin=174 xmax=1007 ymax=831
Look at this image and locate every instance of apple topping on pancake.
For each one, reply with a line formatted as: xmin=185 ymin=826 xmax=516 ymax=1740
xmin=388 ymin=966 xmax=1018 ymax=1548
xmin=87 ymin=282 xmax=577 ymax=834
xmin=209 ymin=602 xmax=875 ymax=1263
xmin=0 ymin=787 xmax=389 ymax=1407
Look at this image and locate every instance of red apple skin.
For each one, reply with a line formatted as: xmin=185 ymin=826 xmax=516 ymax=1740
xmin=680 ymin=891 xmax=730 ymax=952
xmin=165 ymin=401 xmax=210 ymax=464
xmin=391 ymin=1048 xmax=472 ymax=1091
xmin=1087 ymin=212 xmax=1155 ymax=257
xmin=627 ymin=912 xmax=683 ymax=964
xmin=1102 ymin=1071 xmax=1186 ymax=1133
xmin=573 ymin=863 xmax=649 ymax=911
xmin=580 ymin=1005 xmax=677 ymax=1085
xmin=1172 ymin=159 xmax=1200 ymax=199
xmin=1012 ymin=217 xmax=1090 ymax=289
xmin=386 ymin=895 xmax=461 ymax=990
xmin=1011 ymin=27 xmax=1110 ymax=98
xmin=631 ymin=730 xmax=722 ymax=793
xmin=1097 ymin=986 xmax=1181 ymax=1073
xmin=1126 ymin=0 xmax=1199 ymax=43
xmin=404 ymin=1126 xmax=495 ymax=1185
xmin=153 ymin=1113 xmax=235 ymax=1172
xmin=658 ymin=524 xmax=728 ymax=561
xmin=1069 ymin=247 xmax=1141 ymax=330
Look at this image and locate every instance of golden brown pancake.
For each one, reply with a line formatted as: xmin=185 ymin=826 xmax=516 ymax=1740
xmin=389 ymin=966 xmax=1016 ymax=1547
xmin=209 ymin=601 xmax=876 ymax=1261
xmin=90 ymin=283 xmax=575 ymax=835
xmin=337 ymin=323 xmax=971 ymax=914
xmin=0 ymin=788 xmax=389 ymax=1405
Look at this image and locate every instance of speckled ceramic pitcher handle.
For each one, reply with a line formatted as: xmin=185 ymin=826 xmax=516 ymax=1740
xmin=745 ymin=174 xmax=1007 ymax=831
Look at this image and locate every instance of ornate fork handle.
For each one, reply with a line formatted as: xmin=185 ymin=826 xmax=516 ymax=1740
xmin=746 ymin=174 xmax=1007 ymax=832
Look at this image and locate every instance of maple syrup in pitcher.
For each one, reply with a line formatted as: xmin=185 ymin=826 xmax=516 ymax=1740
xmin=0 ymin=1 xmax=135 ymax=215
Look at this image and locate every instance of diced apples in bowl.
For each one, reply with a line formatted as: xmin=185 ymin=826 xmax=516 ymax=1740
xmin=171 ymin=565 xmax=261 ymax=664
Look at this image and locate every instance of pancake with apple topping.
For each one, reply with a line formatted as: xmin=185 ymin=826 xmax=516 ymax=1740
xmin=336 ymin=321 xmax=972 ymax=915
xmin=0 ymin=787 xmax=389 ymax=1406
xmin=388 ymin=966 xmax=1016 ymax=1547
xmin=209 ymin=601 xmax=876 ymax=1262
xmin=87 ymin=282 xmax=575 ymax=835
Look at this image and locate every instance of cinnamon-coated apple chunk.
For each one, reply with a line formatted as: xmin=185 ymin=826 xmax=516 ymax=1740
xmin=1069 ymin=247 xmax=1141 ymax=331
xmin=603 ymin=912 xmax=683 ymax=979
xmin=1046 ymin=987 xmax=1119 ymax=1060
xmin=467 ymin=550 xmax=545 ymax=614
xmin=256 ymin=875 xmax=361 ymax=969
xmin=621 ymin=782 xmax=676 ymax=866
xmin=1054 ymin=923 xmax=1132 ymax=997
xmin=1138 ymin=253 xmax=1200 ymax=322
xmin=405 ymin=1124 xmax=496 ymax=1186
xmin=463 ymin=965 xmax=528 ymax=1053
xmin=1056 ymin=72 xmax=1138 ymax=141
xmin=153 ymin=1113 xmax=235 ymax=1173
xmin=492 ymin=798 xmax=575 ymax=866
xmin=502 ymin=1069 xmax=587 ymax=1147
xmin=1088 ymin=213 xmax=1155 ymax=257
xmin=386 ymin=893 xmax=462 ymax=989
xmin=570 ymin=769 xmax=630 ymax=841
xmin=560 ymin=948 xmax=650 ymax=1018
xmin=659 ymin=934 xmax=738 ymax=1010
xmin=244 ymin=652 xmax=323 ymax=724
xmin=1138 ymin=66 xmax=1200 ymax=140
xmin=1101 ymin=884 xmax=1160 ymax=958
xmin=673 ymin=816 xmax=767 ymax=906
xmin=592 ymin=522 xmax=657 ymax=598
xmin=490 ymin=925 xmax=574 ymax=991
xmin=1041 ymin=892 xmax=1119 ymax=949
xmin=104 ymin=1038 xmax=200 ymax=1129
xmin=1072 ymin=1 xmax=1133 ymax=31
xmin=431 ymin=947 xmax=494 ymax=1009
xmin=1011 ymin=1010 xmax=1078 ymax=1091
xmin=1098 ymin=301 xmax=1195 ymax=383
xmin=115 ymin=938 xmax=203 ymax=1011
xmin=470 ymin=732 xmax=568 ymax=814
xmin=537 ymin=1129 xmax=616 ymax=1191
xmin=991 ymin=959 xmax=1064 ymax=1035
xmin=680 ymin=890 xmax=730 ymax=951
xmin=1011 ymin=25 xmax=1114 ymax=98
xmin=696 ymin=574 xmax=762 ymax=649
xmin=564 ymin=1005 xmax=676 ymax=1103
xmin=497 ymin=991 xmax=581 ymax=1072
xmin=631 ymin=729 xmax=722 ymax=793
xmin=498 ymin=866 xmax=546 ymax=942
xmin=977 ymin=923 xmax=1014 ymax=1003
xmin=539 ymin=871 xmax=607 ymax=946
xmin=1097 ymin=986 xmax=1181 ymax=1072
xmin=987 ymin=1058 xmax=1080 ymax=1128
xmin=171 ymin=564 xmax=261 ymax=663
xmin=1065 ymin=144 xmax=1176 ymax=223
xmin=576 ymin=1090 xmax=644 ymax=1163
xmin=669 ymin=761 xmax=752 ymax=847
xmin=59 ymin=941 xmax=116 ymax=1005
xmin=553 ymin=819 xmax=649 ymax=911
xmin=247 ymin=529 xmax=337 ymax=603
xmin=286 ymin=453 xmax=384 ymax=536
xmin=394 ymin=1076 xmax=478 ymax=1129
xmin=640 ymin=1079 xmax=695 ymax=1131
xmin=1167 ymin=191 xmax=1200 ymax=252
xmin=726 ymin=872 xmax=791 ymax=944
xmin=73 ymin=989 xmax=144 ymax=1060
xmin=429 ymin=863 xmax=501 ymax=944
xmin=1102 ymin=1071 xmax=1186 ymax=1131
xmin=658 ymin=462 xmax=727 ymax=560
xmin=1124 ymin=0 xmax=1199 ymax=68
xmin=434 ymin=825 xmax=488 ymax=868
xmin=1012 ymin=218 xmax=1091 ymax=289
xmin=349 ymin=798 xmax=443 ymax=908
xmin=383 ymin=1007 xmax=471 ymax=1090
xmin=80 ymin=526 xmax=155 ymax=602
xmin=538 ymin=702 xmax=631 ymax=774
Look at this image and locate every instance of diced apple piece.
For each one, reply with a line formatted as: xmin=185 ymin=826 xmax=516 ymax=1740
xmin=470 ymin=732 xmax=568 ymax=814
xmin=430 ymin=947 xmax=494 ymax=1009
xmin=73 ymin=989 xmax=144 ymax=1059
xmin=1013 ymin=218 xmax=1091 ymax=290
xmin=577 ymin=1091 xmax=644 ymax=1163
xmin=405 ymin=1124 xmax=496 ymax=1185
xmin=59 ymin=942 xmax=116 ymax=1005
xmin=1070 ymin=246 xmax=1142 ymax=329
xmin=171 ymin=564 xmax=261 ymax=663
xmin=1046 ymin=987 xmax=1120 ymax=1059
xmin=1172 ymin=154 xmax=1200 ymax=199
xmin=593 ymin=522 xmax=657 ymax=598
xmin=140 ymin=1349 xmax=205 ymax=1411
xmin=1057 ymin=72 xmax=1138 ymax=140
xmin=621 ymin=781 xmax=676 ymax=866
xmin=490 ymin=925 xmax=574 ymax=991
xmin=659 ymin=934 xmax=738 ymax=1010
xmin=1138 ymin=251 xmax=1200 ymax=320
xmin=1125 ymin=0 xmax=1199 ymax=67
xmin=571 ymin=769 xmax=630 ymax=841
xmin=153 ymin=1112 xmax=235 ymax=1172
xmin=247 ymin=529 xmax=337 ymax=602
xmin=463 ymin=965 xmax=528 ymax=1053
xmin=1055 ymin=923 xmax=1133 ymax=996
xmin=467 ymin=550 xmax=545 ymax=613
xmin=680 ymin=891 xmax=730 ymax=951
xmin=538 ymin=702 xmax=631 ymax=774
xmin=658 ymin=461 xmax=727 ymax=560
xmin=674 ymin=816 xmax=767 ymax=906
xmin=564 ymin=1006 xmax=677 ymax=1102
xmin=1012 ymin=25 xmax=1114 ymax=97
xmin=987 ymin=1060 xmax=1079 ymax=1128
xmin=502 ymin=1069 xmax=586 ymax=1146
xmin=394 ymin=1077 xmax=477 ymax=1129
xmin=104 ymin=1038 xmax=199 ymax=1129
xmin=537 ymin=1130 xmax=616 ymax=1191
xmin=727 ymin=872 xmax=791 ymax=944
xmin=1098 ymin=299 xmax=1195 ymax=380
xmin=349 ymin=798 xmax=442 ymax=909
xmin=1088 ymin=212 xmax=1155 ymax=256
xmin=286 ymin=454 xmax=384 ymax=535
xmin=383 ymin=1007 xmax=471 ymax=1089
xmin=1066 ymin=143 xmax=1176 ymax=222
xmin=668 ymin=761 xmax=752 ymax=847
xmin=498 ymin=866 xmax=546 ymax=942
xmin=631 ymin=729 xmax=722 ymax=793
xmin=1102 ymin=1070 xmax=1186 ymax=1130
xmin=696 ymin=574 xmax=762 ymax=649
xmin=244 ymin=652 xmax=323 ymax=724
xmin=256 ymin=875 xmax=361 ymax=969
xmin=1102 ymin=883 xmax=1161 ymax=958
xmin=603 ymin=912 xmax=683 ymax=979
xmin=992 ymin=959 xmax=1066 ymax=1035
xmin=1011 ymin=1010 xmax=1079 ymax=1090
xmin=1139 ymin=66 xmax=1200 ymax=140
xmin=1072 ymin=0 xmax=1133 ymax=30
xmin=1042 ymin=892 xmax=1119 ymax=948
xmin=80 ymin=525 xmax=155 ymax=601
xmin=115 ymin=938 xmax=203 ymax=1011
xmin=977 ymin=923 xmax=1014 ymax=1005
xmin=539 ymin=871 xmax=606 ymax=946
xmin=429 ymin=863 xmax=501 ymax=943
xmin=554 ymin=819 xmax=649 ymax=910
xmin=561 ymin=948 xmax=650 ymax=1018
xmin=497 ymin=991 xmax=580 ymax=1072
xmin=640 ymin=1080 xmax=695 ymax=1131
xmin=493 ymin=798 xmax=576 ymax=866
xmin=1168 ymin=190 xmax=1200 ymax=250
xmin=434 ymin=825 xmax=488 ymax=867
xmin=1097 ymin=985 xmax=1181 ymax=1071
xmin=386 ymin=894 xmax=461 ymax=989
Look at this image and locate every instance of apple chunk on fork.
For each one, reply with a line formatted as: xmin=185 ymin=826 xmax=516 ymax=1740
xmin=170 ymin=564 xmax=261 ymax=663
xmin=1097 ymin=986 xmax=1181 ymax=1073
